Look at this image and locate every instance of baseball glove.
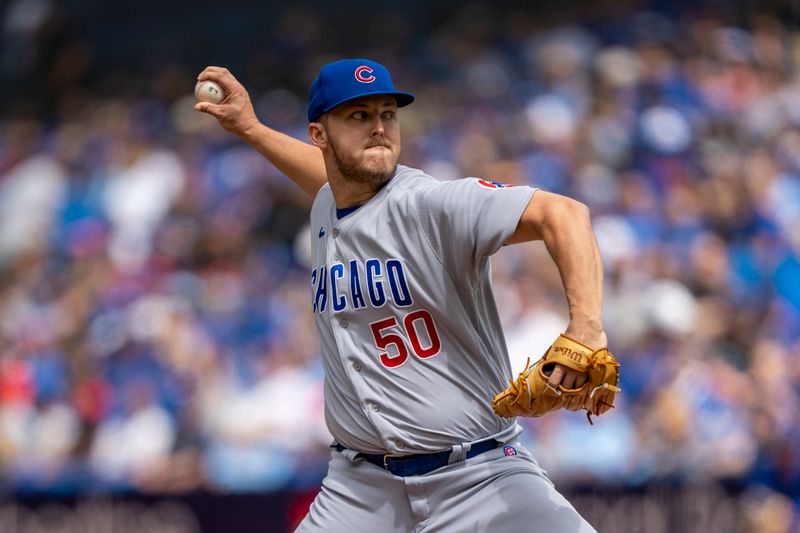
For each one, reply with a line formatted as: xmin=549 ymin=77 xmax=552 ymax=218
xmin=492 ymin=334 xmax=620 ymax=424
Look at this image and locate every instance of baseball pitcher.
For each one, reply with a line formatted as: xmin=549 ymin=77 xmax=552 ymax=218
xmin=195 ymin=59 xmax=618 ymax=533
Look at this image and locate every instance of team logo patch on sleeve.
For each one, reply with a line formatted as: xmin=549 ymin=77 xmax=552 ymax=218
xmin=475 ymin=179 xmax=516 ymax=189
xmin=503 ymin=446 xmax=517 ymax=456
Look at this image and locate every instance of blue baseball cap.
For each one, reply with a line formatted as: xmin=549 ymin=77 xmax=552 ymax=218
xmin=307 ymin=59 xmax=415 ymax=123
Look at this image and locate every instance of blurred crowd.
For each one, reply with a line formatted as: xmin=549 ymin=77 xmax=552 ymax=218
xmin=0 ymin=0 xmax=799 ymax=527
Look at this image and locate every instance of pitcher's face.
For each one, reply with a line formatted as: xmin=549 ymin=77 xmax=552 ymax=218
xmin=319 ymin=95 xmax=401 ymax=186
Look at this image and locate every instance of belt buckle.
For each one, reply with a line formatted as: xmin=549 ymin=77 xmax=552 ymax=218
xmin=382 ymin=453 xmax=406 ymax=471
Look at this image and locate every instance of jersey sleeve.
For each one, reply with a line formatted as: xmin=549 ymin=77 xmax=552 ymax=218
xmin=414 ymin=178 xmax=537 ymax=280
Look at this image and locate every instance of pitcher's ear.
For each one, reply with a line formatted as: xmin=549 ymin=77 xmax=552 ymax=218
xmin=309 ymin=122 xmax=327 ymax=149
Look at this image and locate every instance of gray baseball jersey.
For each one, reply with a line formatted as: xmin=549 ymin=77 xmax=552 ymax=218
xmin=309 ymin=164 xmax=536 ymax=454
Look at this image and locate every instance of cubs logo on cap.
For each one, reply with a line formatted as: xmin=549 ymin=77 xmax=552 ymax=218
xmin=307 ymin=58 xmax=415 ymax=122
xmin=354 ymin=66 xmax=376 ymax=83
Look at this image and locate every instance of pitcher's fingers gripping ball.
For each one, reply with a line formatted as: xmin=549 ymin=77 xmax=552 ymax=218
xmin=192 ymin=67 xmax=261 ymax=138
xmin=492 ymin=334 xmax=620 ymax=424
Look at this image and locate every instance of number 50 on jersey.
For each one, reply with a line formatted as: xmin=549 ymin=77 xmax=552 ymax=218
xmin=311 ymin=257 xmax=442 ymax=369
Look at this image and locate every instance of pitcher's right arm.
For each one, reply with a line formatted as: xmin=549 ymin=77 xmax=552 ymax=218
xmin=195 ymin=66 xmax=327 ymax=197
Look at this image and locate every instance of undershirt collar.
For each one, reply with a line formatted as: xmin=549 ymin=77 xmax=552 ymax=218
xmin=336 ymin=204 xmax=364 ymax=219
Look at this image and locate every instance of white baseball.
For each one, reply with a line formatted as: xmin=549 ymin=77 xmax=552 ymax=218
xmin=195 ymin=80 xmax=225 ymax=104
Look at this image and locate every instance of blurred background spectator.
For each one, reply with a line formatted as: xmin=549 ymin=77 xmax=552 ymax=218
xmin=1 ymin=0 xmax=799 ymax=530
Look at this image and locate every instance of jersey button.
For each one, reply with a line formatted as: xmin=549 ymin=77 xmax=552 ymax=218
xmin=370 ymin=403 xmax=380 ymax=412
xmin=340 ymin=319 xmax=349 ymax=328
xmin=395 ymin=441 xmax=405 ymax=449
xmin=352 ymin=362 xmax=362 ymax=372
xmin=333 ymin=252 xmax=341 ymax=261
xmin=332 ymin=229 xmax=340 ymax=238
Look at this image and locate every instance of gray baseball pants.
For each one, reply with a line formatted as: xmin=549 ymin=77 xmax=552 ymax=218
xmin=295 ymin=441 xmax=597 ymax=532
